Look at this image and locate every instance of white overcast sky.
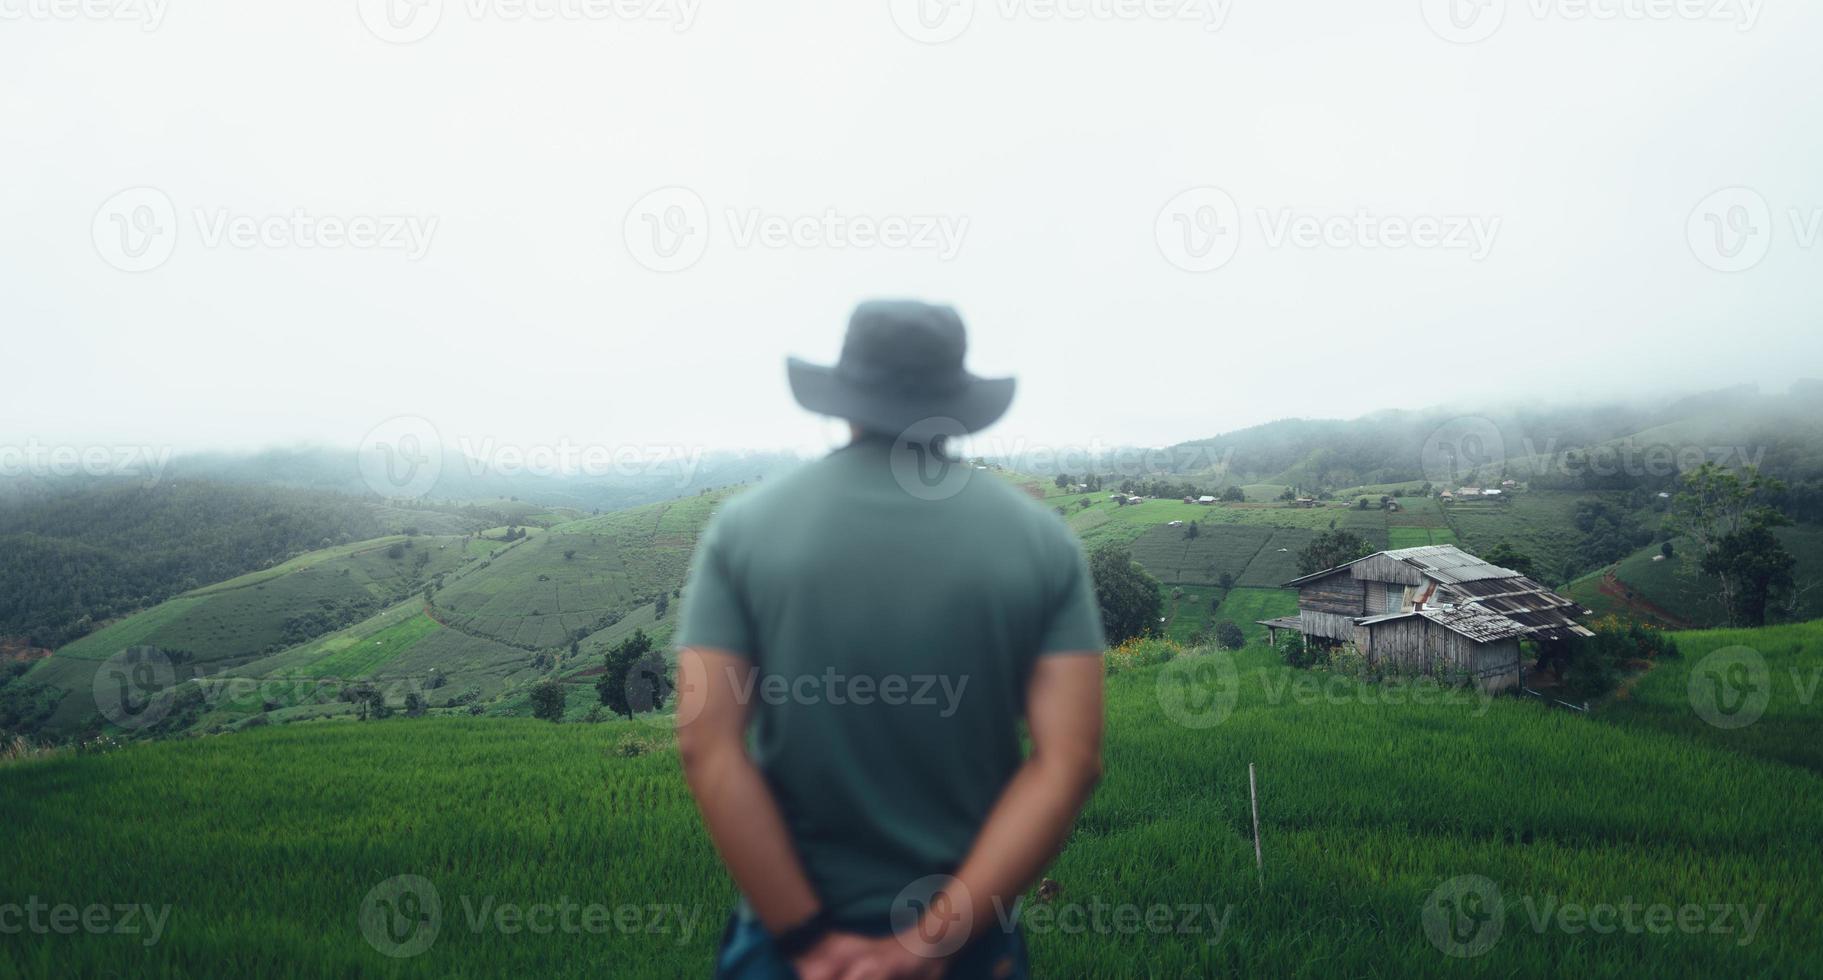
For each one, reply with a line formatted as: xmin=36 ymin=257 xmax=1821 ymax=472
xmin=3 ymin=0 xmax=1820 ymax=460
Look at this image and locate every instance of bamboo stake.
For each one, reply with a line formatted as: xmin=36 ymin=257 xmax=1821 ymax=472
xmin=1248 ymin=762 xmax=1263 ymax=890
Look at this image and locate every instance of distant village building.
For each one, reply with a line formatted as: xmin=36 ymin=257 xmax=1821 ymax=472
xmin=1290 ymin=497 xmax=1318 ymax=508
xmin=1259 ymin=545 xmax=1591 ymax=692
xmin=1197 ymin=495 xmax=1217 ymax=504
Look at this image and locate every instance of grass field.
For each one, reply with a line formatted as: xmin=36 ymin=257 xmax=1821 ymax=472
xmin=5 ymin=621 xmax=1819 ymax=977
xmin=1209 ymin=587 xmax=1299 ymax=645
xmin=1388 ymin=525 xmax=1460 ymax=549
xmin=301 ymin=612 xmax=442 ymax=680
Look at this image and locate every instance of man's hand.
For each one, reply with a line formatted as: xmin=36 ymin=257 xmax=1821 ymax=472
xmin=794 ymin=933 xmax=945 ymax=980
xmin=788 ymin=932 xmax=878 ymax=980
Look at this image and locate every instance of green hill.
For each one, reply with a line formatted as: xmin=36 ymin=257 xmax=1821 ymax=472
xmin=1565 ymin=525 xmax=1823 ymax=629
xmin=4 ymin=620 xmax=1819 ymax=976
xmin=12 ymin=534 xmax=485 ymax=734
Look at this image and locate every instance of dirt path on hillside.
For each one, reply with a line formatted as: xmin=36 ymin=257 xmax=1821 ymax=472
xmin=1593 ymin=570 xmax=1695 ymax=628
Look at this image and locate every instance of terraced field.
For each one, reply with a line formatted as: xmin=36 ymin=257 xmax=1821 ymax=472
xmin=429 ymin=493 xmax=724 ymax=651
xmin=7 ymin=621 xmax=1819 ymax=976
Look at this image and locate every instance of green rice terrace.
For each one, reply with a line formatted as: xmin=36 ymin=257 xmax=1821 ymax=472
xmin=2 ymin=623 xmax=1819 ymax=976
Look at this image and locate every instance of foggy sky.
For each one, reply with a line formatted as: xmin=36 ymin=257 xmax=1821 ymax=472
xmin=4 ymin=0 xmax=1820 ymax=462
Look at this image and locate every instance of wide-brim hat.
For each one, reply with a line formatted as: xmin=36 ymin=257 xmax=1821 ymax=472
xmin=788 ymin=300 xmax=1014 ymax=440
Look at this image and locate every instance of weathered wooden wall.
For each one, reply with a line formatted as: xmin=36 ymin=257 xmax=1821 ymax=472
xmin=1300 ymin=609 xmax=1359 ymax=642
xmin=1297 ymin=571 xmax=1365 ymax=616
xmin=1362 ymin=618 xmax=1521 ymax=692
xmin=1349 ymin=554 xmax=1426 ymax=586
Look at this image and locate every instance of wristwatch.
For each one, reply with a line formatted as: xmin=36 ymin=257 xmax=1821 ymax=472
xmin=772 ymin=907 xmax=834 ymax=959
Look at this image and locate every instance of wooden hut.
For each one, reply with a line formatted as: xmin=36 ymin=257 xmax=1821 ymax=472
xmin=1260 ymin=545 xmax=1591 ymax=692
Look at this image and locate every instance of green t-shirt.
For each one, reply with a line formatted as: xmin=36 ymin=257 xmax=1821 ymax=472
xmin=676 ymin=435 xmax=1105 ymax=922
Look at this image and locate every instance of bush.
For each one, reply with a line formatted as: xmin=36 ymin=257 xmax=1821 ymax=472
xmin=1279 ymin=633 xmax=1319 ymax=669
xmin=1104 ymin=637 xmax=1183 ymax=675
xmin=1323 ymin=645 xmax=1369 ymax=679
xmin=1214 ymin=621 xmax=1245 ymax=651
xmin=530 ymin=680 xmax=566 ymax=722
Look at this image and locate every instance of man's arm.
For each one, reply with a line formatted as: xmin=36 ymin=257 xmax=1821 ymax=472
xmin=676 ymin=647 xmax=877 ymax=978
xmin=675 ymin=646 xmax=821 ymax=931
xmin=910 ymin=651 xmax=1105 ymax=955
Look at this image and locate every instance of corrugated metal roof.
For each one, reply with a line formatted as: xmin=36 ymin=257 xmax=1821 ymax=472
xmin=1287 ymin=545 xmax=1592 ymax=642
xmin=1383 ymin=544 xmax=1519 ymax=584
xmin=1418 ymin=605 xmax=1531 ymax=642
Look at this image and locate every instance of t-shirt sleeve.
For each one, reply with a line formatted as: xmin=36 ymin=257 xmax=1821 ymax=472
xmin=1040 ymin=540 xmax=1106 ymax=655
xmin=674 ymin=515 xmax=756 ymax=659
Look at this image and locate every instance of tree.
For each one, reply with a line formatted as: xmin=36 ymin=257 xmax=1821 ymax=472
xmin=1483 ymin=541 xmax=1538 ymax=580
xmin=1088 ymin=544 xmax=1162 ymax=645
xmin=1183 ymin=521 xmax=1199 ymax=541
xmin=597 ymin=629 xmax=672 ymax=719
xmin=1701 ymin=524 xmax=1795 ymax=627
xmin=530 ymin=679 xmax=566 ymax=722
xmin=654 ymin=592 xmax=670 ymax=619
xmin=1296 ymin=530 xmax=1372 ymax=576
xmin=1668 ymin=464 xmax=1791 ymax=625
xmin=1221 ymin=486 xmax=1245 ymax=502
xmin=1214 ymin=620 xmax=1245 ymax=650
xmin=1054 ymin=473 xmax=1072 ymax=489
xmin=1217 ymin=571 xmax=1236 ymax=591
